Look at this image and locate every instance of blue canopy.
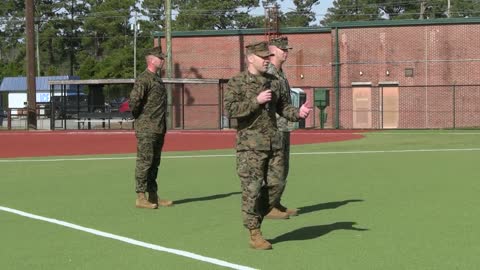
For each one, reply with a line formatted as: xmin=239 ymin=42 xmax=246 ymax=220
xmin=0 ymin=76 xmax=81 ymax=93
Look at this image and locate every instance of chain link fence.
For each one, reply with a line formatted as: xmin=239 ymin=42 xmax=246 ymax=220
xmin=335 ymin=84 xmax=480 ymax=129
xmin=3 ymin=81 xmax=480 ymax=130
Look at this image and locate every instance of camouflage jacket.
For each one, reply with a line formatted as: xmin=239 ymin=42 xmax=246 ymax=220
xmin=224 ymin=71 xmax=299 ymax=151
xmin=129 ymin=69 xmax=167 ymax=134
xmin=267 ymin=63 xmax=292 ymax=132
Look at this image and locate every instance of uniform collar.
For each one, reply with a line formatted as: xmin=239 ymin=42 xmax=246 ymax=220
xmin=246 ymin=71 xmax=268 ymax=84
xmin=145 ymin=69 xmax=160 ymax=77
xmin=268 ymin=63 xmax=285 ymax=77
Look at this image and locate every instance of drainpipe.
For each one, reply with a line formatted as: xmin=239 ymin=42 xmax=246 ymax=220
xmin=165 ymin=0 xmax=173 ymax=129
xmin=334 ymin=27 xmax=341 ymax=129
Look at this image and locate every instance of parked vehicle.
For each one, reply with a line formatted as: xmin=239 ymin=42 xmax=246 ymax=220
xmin=105 ymin=97 xmax=132 ymax=119
xmin=106 ymin=97 xmax=130 ymax=113
xmin=46 ymin=95 xmax=104 ymax=119
xmin=0 ymin=106 xmax=6 ymax=126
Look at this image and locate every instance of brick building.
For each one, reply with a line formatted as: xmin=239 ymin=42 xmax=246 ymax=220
xmin=155 ymin=18 xmax=480 ymax=129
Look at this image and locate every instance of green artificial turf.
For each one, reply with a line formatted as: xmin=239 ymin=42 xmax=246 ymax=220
xmin=1 ymin=130 xmax=480 ymax=270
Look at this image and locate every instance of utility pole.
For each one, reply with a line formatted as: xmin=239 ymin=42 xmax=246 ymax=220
xmin=165 ymin=0 xmax=173 ymax=129
xmin=25 ymin=0 xmax=37 ymax=129
xmin=69 ymin=0 xmax=75 ymax=75
xmin=35 ymin=23 xmax=40 ymax=76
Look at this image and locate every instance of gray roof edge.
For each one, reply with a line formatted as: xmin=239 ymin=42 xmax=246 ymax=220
xmin=48 ymin=78 xmax=221 ymax=85
xmin=153 ymin=26 xmax=330 ymax=37
xmin=0 ymin=76 xmax=80 ymax=92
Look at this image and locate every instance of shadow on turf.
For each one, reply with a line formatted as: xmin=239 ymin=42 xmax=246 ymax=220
xmin=174 ymin=191 xmax=241 ymax=205
xmin=269 ymin=222 xmax=368 ymax=244
xmin=298 ymin=199 xmax=364 ymax=215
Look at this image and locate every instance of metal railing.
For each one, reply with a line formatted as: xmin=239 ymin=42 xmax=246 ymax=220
xmin=48 ymin=78 xmax=226 ymax=131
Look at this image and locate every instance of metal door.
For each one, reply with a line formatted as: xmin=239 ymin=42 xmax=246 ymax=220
xmin=352 ymin=86 xmax=372 ymax=128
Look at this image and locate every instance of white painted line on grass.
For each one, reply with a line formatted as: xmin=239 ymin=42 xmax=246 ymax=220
xmin=291 ymin=148 xmax=480 ymax=156
xmin=0 ymin=156 xmax=137 ymax=163
xmin=0 ymin=206 xmax=256 ymax=270
xmin=0 ymin=154 xmax=233 ymax=163
xmin=366 ymin=132 xmax=480 ymax=135
xmin=1 ymin=148 xmax=480 ymax=163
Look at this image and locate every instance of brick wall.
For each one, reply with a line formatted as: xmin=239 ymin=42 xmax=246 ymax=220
xmin=337 ymin=23 xmax=480 ymax=128
xmin=157 ymin=20 xmax=480 ymax=129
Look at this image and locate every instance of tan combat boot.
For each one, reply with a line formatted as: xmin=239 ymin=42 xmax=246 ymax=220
xmin=136 ymin=193 xmax=158 ymax=209
xmin=249 ymin=229 xmax=272 ymax=250
xmin=277 ymin=203 xmax=299 ymax=216
xmin=265 ymin=207 xmax=290 ymax=219
xmin=148 ymin=192 xmax=174 ymax=207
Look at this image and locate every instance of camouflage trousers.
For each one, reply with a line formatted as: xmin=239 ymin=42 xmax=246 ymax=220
xmin=282 ymin=131 xmax=290 ymax=181
xmin=237 ymin=149 xmax=286 ymax=229
xmin=274 ymin=132 xmax=290 ymax=208
xmin=135 ymin=133 xmax=165 ymax=193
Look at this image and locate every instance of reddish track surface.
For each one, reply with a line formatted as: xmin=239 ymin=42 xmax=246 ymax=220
xmin=0 ymin=130 xmax=364 ymax=158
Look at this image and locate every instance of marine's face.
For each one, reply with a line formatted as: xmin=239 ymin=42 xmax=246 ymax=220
xmin=248 ymin=53 xmax=270 ymax=74
xmin=269 ymin=45 xmax=289 ymax=63
xmin=151 ymin=56 xmax=165 ymax=69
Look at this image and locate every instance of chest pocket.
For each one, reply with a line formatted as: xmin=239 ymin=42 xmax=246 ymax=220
xmin=145 ymin=81 xmax=167 ymax=118
xmin=243 ymin=83 xmax=261 ymax=101
xmin=150 ymin=81 xmax=166 ymax=101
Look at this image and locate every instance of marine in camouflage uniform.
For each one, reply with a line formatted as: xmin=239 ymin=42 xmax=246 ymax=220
xmin=267 ymin=62 xmax=291 ymax=178
xmin=224 ymin=41 xmax=310 ymax=250
xmin=130 ymin=47 xmax=173 ymax=209
xmin=265 ymin=36 xmax=299 ymax=218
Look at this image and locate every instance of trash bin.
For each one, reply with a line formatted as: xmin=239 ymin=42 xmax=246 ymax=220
xmin=314 ymin=88 xmax=330 ymax=129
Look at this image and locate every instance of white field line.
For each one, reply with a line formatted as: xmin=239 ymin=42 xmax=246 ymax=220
xmin=1 ymin=148 xmax=480 ymax=163
xmin=364 ymin=132 xmax=480 ymax=135
xmin=0 ymin=206 xmax=256 ymax=270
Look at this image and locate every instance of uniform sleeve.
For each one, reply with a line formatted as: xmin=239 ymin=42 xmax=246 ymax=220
xmin=224 ymin=77 xmax=260 ymax=119
xmin=129 ymin=79 xmax=146 ymax=119
xmin=275 ymin=80 xmax=299 ymax=121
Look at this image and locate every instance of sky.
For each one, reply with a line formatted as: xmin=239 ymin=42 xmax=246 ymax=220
xmin=145 ymin=0 xmax=335 ymax=27
xmin=255 ymin=0 xmax=335 ymax=25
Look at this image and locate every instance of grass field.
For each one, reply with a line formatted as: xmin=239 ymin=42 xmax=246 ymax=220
xmin=1 ymin=130 xmax=480 ymax=270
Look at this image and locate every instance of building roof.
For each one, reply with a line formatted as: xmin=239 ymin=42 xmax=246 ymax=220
xmin=0 ymin=76 xmax=80 ymax=92
xmin=153 ymin=26 xmax=330 ymax=38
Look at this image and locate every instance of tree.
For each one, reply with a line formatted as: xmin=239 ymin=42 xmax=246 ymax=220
xmin=449 ymin=0 xmax=480 ymax=18
xmin=173 ymin=0 xmax=262 ymax=30
xmin=80 ymin=0 xmax=135 ymax=78
xmin=375 ymin=0 xmax=447 ymax=20
xmin=321 ymin=0 xmax=480 ymax=25
xmin=0 ymin=0 xmax=27 ymax=76
xmin=322 ymin=0 xmax=380 ymax=25
xmin=141 ymin=0 xmax=166 ymax=31
xmin=3 ymin=0 xmax=477 ymax=81
xmin=136 ymin=0 xmax=167 ymax=72
xmin=283 ymin=0 xmax=321 ymax=27
xmin=0 ymin=0 xmax=70 ymax=76
xmin=36 ymin=0 xmax=88 ymax=75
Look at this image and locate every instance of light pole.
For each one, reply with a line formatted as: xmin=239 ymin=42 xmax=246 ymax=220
xmin=447 ymin=0 xmax=451 ymax=18
xmin=132 ymin=11 xmax=140 ymax=78
xmin=165 ymin=0 xmax=173 ymax=129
